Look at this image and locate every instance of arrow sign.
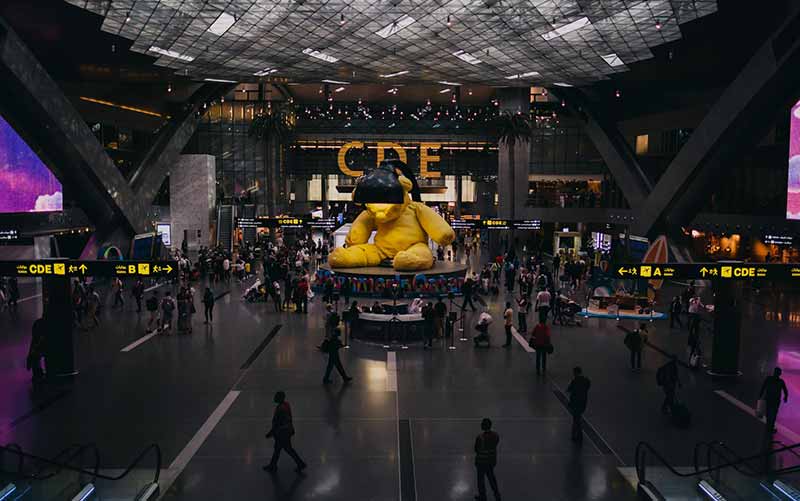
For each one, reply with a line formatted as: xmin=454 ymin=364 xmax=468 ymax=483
xmin=79 ymin=264 xmax=88 ymax=273
xmin=618 ymin=267 xmax=627 ymax=275
xmin=163 ymin=265 xmax=172 ymax=274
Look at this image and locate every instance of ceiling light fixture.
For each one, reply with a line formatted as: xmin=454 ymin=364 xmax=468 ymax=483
xmin=334 ymin=86 xmax=345 ymax=93
xmin=167 ymin=83 xmax=172 ymax=93
xmin=438 ymin=80 xmax=462 ymax=86
xmin=340 ymin=13 xmax=345 ymax=26
xmin=379 ymin=70 xmax=410 ymax=78
xmin=253 ymin=68 xmax=278 ymax=76
xmin=321 ymin=79 xmax=349 ymax=85
xmin=303 ymin=48 xmax=339 ymax=63
xmin=439 ymin=88 xmax=452 ymax=94
xmin=655 ymin=19 xmax=662 ymax=30
xmin=541 ymin=16 xmax=591 ymax=41
xmin=79 ymin=97 xmax=163 ymax=118
xmin=505 ymin=71 xmax=541 ymax=80
xmin=601 ymin=53 xmax=625 ymax=67
xmin=552 ymin=82 xmax=573 ymax=87
xmin=204 ymin=78 xmax=238 ymax=83
xmin=375 ymin=15 xmax=415 ymax=38
xmin=453 ymin=50 xmax=481 ymax=65
xmin=148 ymin=46 xmax=195 ymax=62
xmin=388 ymin=88 xmax=399 ymax=94
xmin=447 ymin=15 xmax=452 ymax=27
xmin=208 ymin=12 xmax=236 ymax=36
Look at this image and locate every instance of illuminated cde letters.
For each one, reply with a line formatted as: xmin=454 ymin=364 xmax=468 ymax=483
xmin=337 ymin=141 xmax=442 ymax=178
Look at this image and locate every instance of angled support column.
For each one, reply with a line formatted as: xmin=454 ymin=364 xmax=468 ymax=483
xmin=129 ymin=83 xmax=234 ymax=206
xmin=0 ymin=19 xmax=146 ymax=234
xmin=633 ymin=4 xmax=800 ymax=236
xmin=550 ymin=87 xmax=651 ymax=209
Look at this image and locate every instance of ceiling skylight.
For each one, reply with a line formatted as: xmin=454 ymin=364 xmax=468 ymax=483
xmin=375 ymin=15 xmax=416 ymax=38
xmin=541 ymin=16 xmax=591 ymax=41
xmin=303 ymin=48 xmax=339 ymax=63
xmin=452 ymin=50 xmax=481 ymax=65
xmin=208 ymin=12 xmax=236 ymax=36
xmin=601 ymin=53 xmax=625 ymax=67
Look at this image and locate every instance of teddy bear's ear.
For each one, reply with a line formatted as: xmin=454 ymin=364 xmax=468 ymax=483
xmin=397 ymin=175 xmax=413 ymax=194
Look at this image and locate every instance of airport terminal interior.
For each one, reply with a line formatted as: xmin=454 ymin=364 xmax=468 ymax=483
xmin=3 ymin=1 xmax=800 ymax=500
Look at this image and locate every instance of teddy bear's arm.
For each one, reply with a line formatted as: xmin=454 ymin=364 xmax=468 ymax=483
xmin=413 ymin=202 xmax=455 ymax=246
xmin=345 ymin=210 xmax=376 ymax=246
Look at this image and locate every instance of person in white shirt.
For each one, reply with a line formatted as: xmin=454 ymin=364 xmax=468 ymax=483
xmin=536 ymin=289 xmax=552 ymax=323
xmin=688 ymin=295 xmax=705 ymax=339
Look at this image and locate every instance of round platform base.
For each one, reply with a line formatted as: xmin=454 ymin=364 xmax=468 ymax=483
xmin=319 ymin=262 xmax=468 ymax=280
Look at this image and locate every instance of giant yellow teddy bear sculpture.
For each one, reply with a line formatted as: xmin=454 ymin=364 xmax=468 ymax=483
xmin=328 ymin=165 xmax=455 ymax=272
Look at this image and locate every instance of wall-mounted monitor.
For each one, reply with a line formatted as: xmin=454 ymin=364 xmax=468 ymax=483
xmin=0 ymin=114 xmax=62 ymax=213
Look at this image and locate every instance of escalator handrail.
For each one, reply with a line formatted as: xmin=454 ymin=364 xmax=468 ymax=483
xmin=29 ymin=444 xmax=100 ymax=482
xmin=0 ymin=444 xmax=23 ymax=477
xmin=693 ymin=441 xmax=762 ymax=478
xmin=0 ymin=443 xmax=161 ymax=485
xmin=636 ymin=440 xmax=800 ymax=486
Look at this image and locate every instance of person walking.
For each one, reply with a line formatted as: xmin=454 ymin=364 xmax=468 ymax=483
xmin=567 ymin=366 xmax=591 ymax=443
xmin=202 ymin=286 xmax=215 ymax=324
xmin=27 ymin=314 xmax=47 ymax=382
xmin=759 ymin=367 xmax=789 ymax=435
xmin=145 ymin=292 xmax=160 ymax=333
xmin=687 ymin=294 xmax=705 ymax=337
xmin=529 ymin=319 xmax=551 ymax=375
xmin=657 ymin=356 xmax=681 ymax=414
xmin=263 ymin=391 xmax=307 ymax=473
xmin=7 ymin=277 xmax=19 ymax=312
xmin=461 ymin=276 xmax=477 ymax=312
xmin=322 ymin=329 xmax=352 ymax=384
xmin=161 ymin=292 xmax=176 ymax=333
xmin=132 ymin=278 xmax=145 ymax=313
xmin=84 ymin=286 xmax=101 ymax=330
xmin=434 ymin=296 xmax=447 ymax=340
xmin=112 ymin=277 xmax=124 ymax=309
xmin=474 ymin=418 xmax=501 ymax=501
xmin=502 ymin=302 xmax=513 ymax=348
xmin=620 ymin=324 xmax=645 ymax=372
xmin=516 ymin=295 xmax=529 ymax=335
xmin=670 ymin=296 xmax=683 ymax=329
xmin=535 ymin=287 xmax=551 ymax=324
xmin=422 ymin=301 xmax=435 ymax=349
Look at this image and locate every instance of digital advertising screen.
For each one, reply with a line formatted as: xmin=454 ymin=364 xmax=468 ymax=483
xmin=0 ymin=114 xmax=62 ymax=213
xmin=788 ymin=99 xmax=800 ymax=219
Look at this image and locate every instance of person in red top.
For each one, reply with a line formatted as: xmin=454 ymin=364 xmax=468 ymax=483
xmin=264 ymin=391 xmax=307 ymax=473
xmin=529 ymin=319 xmax=552 ymax=375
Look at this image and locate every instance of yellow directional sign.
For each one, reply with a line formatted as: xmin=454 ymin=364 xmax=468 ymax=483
xmin=0 ymin=260 xmax=177 ymax=277
xmin=614 ymin=263 xmax=776 ymax=280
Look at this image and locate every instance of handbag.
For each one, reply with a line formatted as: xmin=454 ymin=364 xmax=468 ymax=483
xmin=756 ymin=399 xmax=766 ymax=418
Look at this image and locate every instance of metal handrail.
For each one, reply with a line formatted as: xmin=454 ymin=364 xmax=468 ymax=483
xmin=0 ymin=443 xmax=161 ymax=486
xmin=30 ymin=444 xmax=100 ymax=482
xmin=636 ymin=440 xmax=800 ymax=489
xmin=693 ymin=441 xmax=761 ymax=483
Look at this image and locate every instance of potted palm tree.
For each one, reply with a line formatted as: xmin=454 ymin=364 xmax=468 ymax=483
xmin=495 ymin=110 xmax=532 ymax=221
xmin=249 ymin=105 xmax=295 ymax=216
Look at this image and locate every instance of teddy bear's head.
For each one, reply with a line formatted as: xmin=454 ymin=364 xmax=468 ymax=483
xmin=353 ymin=163 xmax=413 ymax=224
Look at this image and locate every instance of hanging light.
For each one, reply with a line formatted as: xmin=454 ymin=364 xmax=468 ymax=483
xmin=447 ymin=15 xmax=452 ymax=27
xmin=615 ymin=89 xmax=621 ymax=98
xmin=655 ymin=19 xmax=662 ymax=30
xmin=167 ymin=83 xmax=172 ymax=93
xmin=221 ymin=96 xmax=225 ymax=103
xmin=340 ymin=13 xmax=345 ymax=25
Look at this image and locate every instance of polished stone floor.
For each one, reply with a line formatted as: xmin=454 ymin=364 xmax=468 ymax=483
xmin=0 ymin=268 xmax=798 ymax=500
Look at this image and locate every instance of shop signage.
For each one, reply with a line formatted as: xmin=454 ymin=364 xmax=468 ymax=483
xmin=450 ymin=219 xmax=479 ymax=229
xmin=337 ymin=141 xmax=443 ymax=178
xmin=236 ymin=217 xmax=260 ymax=229
xmin=613 ymin=263 xmax=800 ymax=281
xmin=0 ymin=229 xmax=20 ymax=241
xmin=307 ymin=218 xmax=338 ymax=229
xmin=0 ymin=260 xmax=178 ymax=277
xmin=513 ymin=220 xmax=542 ymax=230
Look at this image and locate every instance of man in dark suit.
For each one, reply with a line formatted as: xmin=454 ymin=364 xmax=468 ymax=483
xmin=474 ymin=418 xmax=501 ymax=501
xmin=567 ymin=367 xmax=591 ymax=444
xmin=264 ymin=391 xmax=307 ymax=473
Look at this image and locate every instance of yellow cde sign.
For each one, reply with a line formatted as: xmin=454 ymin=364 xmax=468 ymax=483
xmin=337 ymin=141 xmax=442 ymax=178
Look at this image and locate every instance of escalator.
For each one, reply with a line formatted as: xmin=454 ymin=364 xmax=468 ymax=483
xmin=635 ymin=440 xmax=800 ymax=500
xmin=216 ymin=204 xmax=235 ymax=252
xmin=0 ymin=443 xmax=160 ymax=500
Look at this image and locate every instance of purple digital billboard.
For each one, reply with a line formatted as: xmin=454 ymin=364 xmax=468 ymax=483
xmin=0 ymin=114 xmax=62 ymax=213
xmin=788 ymin=99 xmax=800 ymax=219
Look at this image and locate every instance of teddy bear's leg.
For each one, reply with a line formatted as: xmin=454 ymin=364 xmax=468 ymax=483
xmin=393 ymin=242 xmax=434 ymax=271
xmin=328 ymin=243 xmax=384 ymax=268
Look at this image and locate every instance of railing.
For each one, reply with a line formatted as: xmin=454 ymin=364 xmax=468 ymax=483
xmin=0 ymin=442 xmax=161 ymax=490
xmin=636 ymin=440 xmax=800 ymax=498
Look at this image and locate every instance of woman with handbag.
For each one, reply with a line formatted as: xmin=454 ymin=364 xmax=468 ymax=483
xmin=529 ymin=319 xmax=552 ymax=375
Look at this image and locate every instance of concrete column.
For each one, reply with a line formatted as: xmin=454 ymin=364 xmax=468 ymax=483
xmin=170 ymin=154 xmax=216 ymax=251
xmin=321 ymin=174 xmax=329 ymax=218
xmin=496 ymin=88 xmax=531 ymax=221
xmin=709 ymin=280 xmax=743 ymax=376
xmin=455 ymin=175 xmax=463 ymax=218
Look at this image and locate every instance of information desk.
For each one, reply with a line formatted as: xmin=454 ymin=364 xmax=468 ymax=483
xmin=589 ymin=295 xmax=650 ymax=311
xmin=354 ymin=312 xmax=426 ymax=343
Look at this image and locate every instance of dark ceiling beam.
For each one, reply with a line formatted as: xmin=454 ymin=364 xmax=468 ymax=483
xmin=0 ymin=17 xmax=146 ymax=235
xmin=129 ymin=82 xmax=235 ymax=205
xmin=550 ymin=87 xmax=652 ymax=210
xmin=275 ymin=83 xmax=293 ymax=101
xmin=632 ymin=3 xmax=800 ymax=237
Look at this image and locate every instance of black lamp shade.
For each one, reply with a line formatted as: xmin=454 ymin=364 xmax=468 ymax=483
xmin=352 ymin=162 xmax=405 ymax=204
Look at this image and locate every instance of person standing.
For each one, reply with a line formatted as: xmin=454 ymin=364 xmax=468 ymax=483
xmin=132 ymin=278 xmax=145 ymax=313
xmin=474 ymin=418 xmax=501 ymax=501
xmin=84 ymin=286 xmax=101 ymax=330
xmin=670 ymin=296 xmax=683 ymax=329
xmin=263 ymin=391 xmax=307 ymax=473
xmin=202 ymin=286 xmax=215 ymax=324
xmin=434 ymin=296 xmax=447 ymax=341
xmin=759 ymin=367 xmax=789 ymax=435
xmin=535 ymin=287 xmax=551 ymax=324
xmin=461 ymin=276 xmax=477 ymax=312
xmin=657 ymin=356 xmax=681 ymax=414
xmin=27 ymin=314 xmax=47 ymax=382
xmin=422 ymin=301 xmax=435 ymax=349
xmin=529 ymin=319 xmax=551 ymax=375
xmin=502 ymin=302 xmax=514 ymax=348
xmin=112 ymin=277 xmax=124 ymax=309
xmin=516 ymin=295 xmax=529 ymax=335
xmin=7 ymin=277 xmax=19 ymax=312
xmin=567 ymin=366 xmax=591 ymax=443
xmin=322 ymin=329 xmax=352 ymax=384
xmin=145 ymin=292 xmax=160 ymax=333
xmin=687 ymin=294 xmax=705 ymax=337
xmin=620 ymin=324 xmax=644 ymax=372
